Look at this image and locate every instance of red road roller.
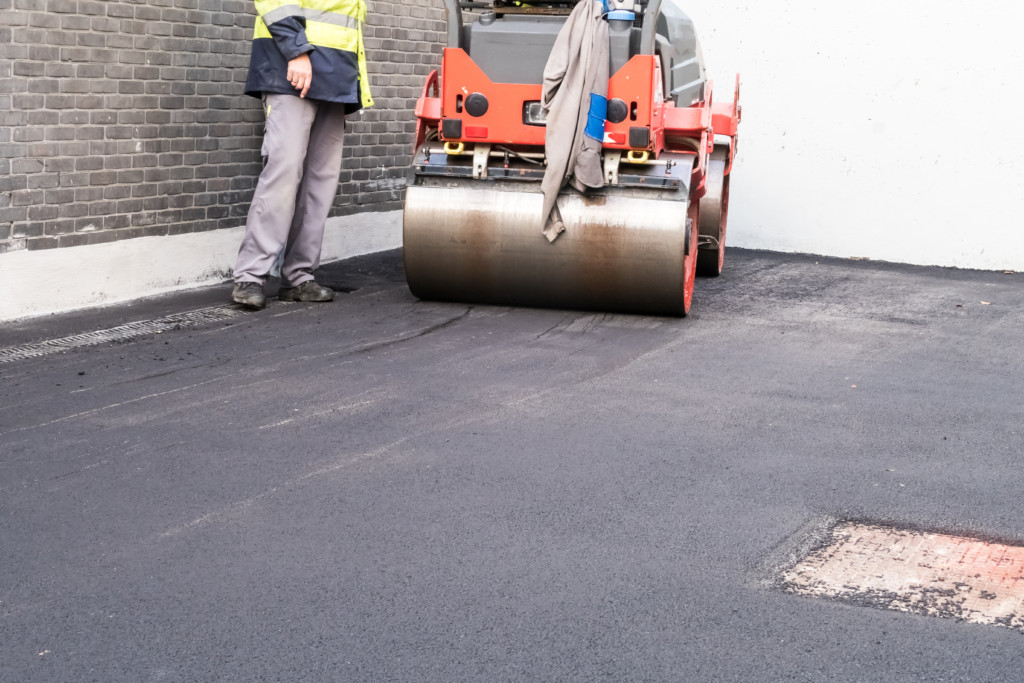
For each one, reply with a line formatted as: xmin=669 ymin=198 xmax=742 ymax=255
xmin=403 ymin=0 xmax=740 ymax=315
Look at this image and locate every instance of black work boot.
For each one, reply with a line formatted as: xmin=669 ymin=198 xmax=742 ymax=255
xmin=278 ymin=280 xmax=335 ymax=303
xmin=232 ymin=281 xmax=266 ymax=309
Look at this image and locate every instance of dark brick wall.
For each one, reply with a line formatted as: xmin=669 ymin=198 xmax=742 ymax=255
xmin=0 ymin=0 xmax=447 ymax=253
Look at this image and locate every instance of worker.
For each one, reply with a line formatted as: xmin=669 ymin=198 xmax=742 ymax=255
xmin=231 ymin=0 xmax=373 ymax=309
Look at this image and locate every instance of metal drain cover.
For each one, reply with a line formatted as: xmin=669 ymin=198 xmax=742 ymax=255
xmin=780 ymin=521 xmax=1024 ymax=633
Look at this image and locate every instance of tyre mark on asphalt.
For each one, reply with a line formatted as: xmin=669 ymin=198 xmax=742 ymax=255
xmin=106 ymin=358 xmax=234 ymax=386
xmin=155 ymin=324 xmax=684 ymax=539
xmin=258 ymin=391 xmax=387 ymax=430
xmin=3 ymin=308 xmax=667 ymax=446
xmin=11 ymin=308 xmax=672 ymax=526
xmin=289 ymin=306 xmax=472 ymax=362
xmin=44 ymin=441 xmax=187 ymax=488
xmin=534 ymin=312 xmax=667 ymax=341
xmin=0 ymin=310 xmax=471 ymax=438
xmin=0 ymin=377 xmax=227 ymax=437
xmin=159 ymin=437 xmax=411 ymax=538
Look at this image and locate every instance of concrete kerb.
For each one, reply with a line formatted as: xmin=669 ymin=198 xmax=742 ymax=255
xmin=0 ymin=210 xmax=403 ymax=323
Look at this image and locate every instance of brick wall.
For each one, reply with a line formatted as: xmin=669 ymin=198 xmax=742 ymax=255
xmin=0 ymin=0 xmax=447 ymax=254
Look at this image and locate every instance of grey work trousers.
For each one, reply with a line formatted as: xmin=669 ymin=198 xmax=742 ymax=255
xmin=233 ymin=93 xmax=346 ymax=286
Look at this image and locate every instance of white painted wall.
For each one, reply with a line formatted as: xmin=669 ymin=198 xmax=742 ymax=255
xmin=686 ymin=0 xmax=1024 ymax=270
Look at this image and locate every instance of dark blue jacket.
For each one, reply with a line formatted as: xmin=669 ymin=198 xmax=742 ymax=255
xmin=244 ymin=5 xmax=372 ymax=114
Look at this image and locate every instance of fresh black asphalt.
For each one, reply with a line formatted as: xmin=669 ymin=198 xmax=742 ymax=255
xmin=2 ymin=248 xmax=1022 ymax=682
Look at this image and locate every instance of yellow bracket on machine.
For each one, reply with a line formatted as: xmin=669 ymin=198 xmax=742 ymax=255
xmin=444 ymin=141 xmax=466 ymax=155
xmin=626 ymin=150 xmax=650 ymax=164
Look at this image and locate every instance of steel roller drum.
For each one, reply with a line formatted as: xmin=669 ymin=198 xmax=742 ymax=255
xmin=404 ymin=180 xmax=694 ymax=316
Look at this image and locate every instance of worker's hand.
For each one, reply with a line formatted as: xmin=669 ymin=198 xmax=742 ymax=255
xmin=287 ymin=54 xmax=312 ymax=98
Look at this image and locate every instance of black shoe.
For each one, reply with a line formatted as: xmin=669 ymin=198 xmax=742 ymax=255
xmin=232 ymin=281 xmax=266 ymax=309
xmin=278 ymin=280 xmax=335 ymax=303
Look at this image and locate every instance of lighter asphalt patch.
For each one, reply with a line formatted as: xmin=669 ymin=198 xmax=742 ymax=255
xmin=779 ymin=521 xmax=1024 ymax=634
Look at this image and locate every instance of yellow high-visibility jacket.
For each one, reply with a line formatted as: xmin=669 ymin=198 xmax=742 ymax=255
xmin=244 ymin=0 xmax=373 ymax=112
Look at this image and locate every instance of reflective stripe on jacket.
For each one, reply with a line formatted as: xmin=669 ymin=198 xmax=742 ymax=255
xmin=244 ymin=0 xmax=373 ymax=112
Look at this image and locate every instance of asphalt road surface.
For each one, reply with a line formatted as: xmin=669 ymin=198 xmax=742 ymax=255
xmin=2 ymin=249 xmax=1022 ymax=682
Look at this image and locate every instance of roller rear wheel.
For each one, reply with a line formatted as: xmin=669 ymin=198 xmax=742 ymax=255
xmin=696 ymin=147 xmax=730 ymax=277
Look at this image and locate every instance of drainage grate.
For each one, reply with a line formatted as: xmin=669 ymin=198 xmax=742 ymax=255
xmin=780 ymin=521 xmax=1024 ymax=633
xmin=0 ymin=303 xmax=274 ymax=364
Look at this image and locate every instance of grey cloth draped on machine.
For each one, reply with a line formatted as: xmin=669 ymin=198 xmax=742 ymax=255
xmin=540 ymin=0 xmax=610 ymax=242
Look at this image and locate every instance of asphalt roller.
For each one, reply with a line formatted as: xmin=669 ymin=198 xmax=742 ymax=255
xmin=404 ymin=0 xmax=740 ymax=316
